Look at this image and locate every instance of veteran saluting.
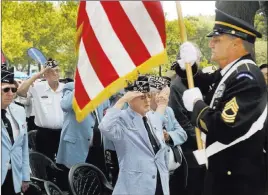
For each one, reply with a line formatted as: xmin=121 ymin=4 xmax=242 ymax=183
xmin=99 ymin=76 xmax=170 ymax=195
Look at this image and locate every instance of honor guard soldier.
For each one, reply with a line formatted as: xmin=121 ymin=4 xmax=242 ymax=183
xmin=174 ymin=9 xmax=267 ymax=195
xmin=99 ymin=76 xmax=170 ymax=195
xmin=17 ymin=58 xmax=64 ymax=160
xmin=1 ymin=66 xmax=30 ymax=195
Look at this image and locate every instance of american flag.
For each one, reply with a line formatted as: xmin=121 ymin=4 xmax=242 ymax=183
xmin=73 ymin=1 xmax=167 ymax=122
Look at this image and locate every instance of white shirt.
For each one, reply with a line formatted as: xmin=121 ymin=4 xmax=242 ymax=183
xmin=6 ymin=108 xmax=20 ymax=141
xmin=16 ymin=96 xmax=32 ymax=118
xmin=26 ymin=81 xmax=65 ymax=129
xmin=220 ymin=58 xmax=239 ymax=76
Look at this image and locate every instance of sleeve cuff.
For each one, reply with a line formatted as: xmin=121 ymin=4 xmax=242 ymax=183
xmin=153 ymin=111 xmax=167 ymax=126
xmin=175 ymin=63 xmax=198 ymax=79
xmin=191 ymin=100 xmax=209 ymax=133
xmin=166 ymin=133 xmax=175 ymax=146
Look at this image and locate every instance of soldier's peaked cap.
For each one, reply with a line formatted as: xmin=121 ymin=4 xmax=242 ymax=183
xmin=207 ymin=9 xmax=262 ymax=43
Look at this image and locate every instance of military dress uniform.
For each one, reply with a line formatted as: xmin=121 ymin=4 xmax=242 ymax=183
xmin=175 ymin=9 xmax=267 ymax=195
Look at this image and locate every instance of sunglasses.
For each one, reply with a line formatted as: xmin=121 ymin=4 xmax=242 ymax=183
xmin=2 ymin=87 xmax=18 ymax=93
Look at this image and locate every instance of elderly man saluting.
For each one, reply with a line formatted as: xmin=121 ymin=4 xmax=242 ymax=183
xmin=99 ymin=76 xmax=170 ymax=195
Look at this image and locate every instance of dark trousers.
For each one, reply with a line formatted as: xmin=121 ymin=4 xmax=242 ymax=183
xmin=170 ymin=166 xmax=205 ymax=195
xmin=1 ymin=170 xmax=20 ymax=195
xmin=26 ymin=116 xmax=37 ymax=132
xmin=155 ymin=171 xmax=164 ymax=195
xmin=169 ymin=166 xmax=186 ymax=195
xmin=36 ymin=126 xmax=61 ymax=161
xmin=56 ymin=164 xmax=70 ymax=191
xmin=204 ymin=171 xmax=266 ymax=195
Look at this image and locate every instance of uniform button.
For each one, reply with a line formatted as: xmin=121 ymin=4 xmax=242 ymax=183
xmin=227 ymin=171 xmax=231 ymax=175
xmin=152 ymin=175 xmax=155 ymax=179
xmin=168 ymin=149 xmax=170 ymax=152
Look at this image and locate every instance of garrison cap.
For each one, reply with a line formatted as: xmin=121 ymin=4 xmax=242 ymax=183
xmin=45 ymin=58 xmax=58 ymax=68
xmin=207 ymin=9 xmax=262 ymax=43
xmin=125 ymin=75 xmax=150 ymax=93
xmin=1 ymin=67 xmax=15 ymax=84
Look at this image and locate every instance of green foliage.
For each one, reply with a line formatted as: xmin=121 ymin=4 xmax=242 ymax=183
xmin=255 ymin=13 xmax=267 ymax=41
xmin=2 ymin=1 xmax=78 ymax=76
xmin=255 ymin=40 xmax=268 ymax=65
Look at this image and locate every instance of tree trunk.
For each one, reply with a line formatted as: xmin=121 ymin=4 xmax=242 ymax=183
xmin=215 ymin=1 xmax=260 ymax=25
xmin=259 ymin=1 xmax=268 ymax=18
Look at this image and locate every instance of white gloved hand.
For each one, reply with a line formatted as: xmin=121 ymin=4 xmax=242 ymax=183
xmin=182 ymin=87 xmax=203 ymax=111
xmin=178 ymin=42 xmax=200 ymax=70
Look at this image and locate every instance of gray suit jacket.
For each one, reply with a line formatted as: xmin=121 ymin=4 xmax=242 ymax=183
xmin=99 ymin=107 xmax=170 ymax=195
xmin=56 ymin=82 xmax=109 ymax=168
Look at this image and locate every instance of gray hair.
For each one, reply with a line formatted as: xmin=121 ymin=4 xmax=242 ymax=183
xmin=242 ymin=40 xmax=254 ymax=57
xmin=226 ymin=34 xmax=254 ymax=56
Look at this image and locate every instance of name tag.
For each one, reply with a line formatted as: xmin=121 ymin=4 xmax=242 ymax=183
xmin=41 ymin=96 xmax=48 ymax=99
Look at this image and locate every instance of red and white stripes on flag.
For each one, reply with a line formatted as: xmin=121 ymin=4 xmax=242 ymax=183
xmin=74 ymin=1 xmax=167 ymax=122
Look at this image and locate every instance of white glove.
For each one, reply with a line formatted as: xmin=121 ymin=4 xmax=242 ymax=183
xmin=182 ymin=87 xmax=203 ymax=111
xmin=178 ymin=42 xmax=200 ymax=70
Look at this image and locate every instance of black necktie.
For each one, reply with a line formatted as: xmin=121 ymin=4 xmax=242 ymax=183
xmin=142 ymin=116 xmax=159 ymax=154
xmin=1 ymin=109 xmax=14 ymax=145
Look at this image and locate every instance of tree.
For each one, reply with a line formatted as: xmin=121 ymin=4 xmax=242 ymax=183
xmin=1 ymin=1 xmax=79 ymax=76
xmin=215 ymin=1 xmax=259 ymax=25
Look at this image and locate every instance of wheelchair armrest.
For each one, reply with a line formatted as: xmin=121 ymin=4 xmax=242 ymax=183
xmin=30 ymin=176 xmax=46 ymax=183
xmin=50 ymin=163 xmax=64 ymax=172
xmin=103 ymin=182 xmax=114 ymax=193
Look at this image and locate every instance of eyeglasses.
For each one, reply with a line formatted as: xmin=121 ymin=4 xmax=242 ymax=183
xmin=2 ymin=87 xmax=17 ymax=93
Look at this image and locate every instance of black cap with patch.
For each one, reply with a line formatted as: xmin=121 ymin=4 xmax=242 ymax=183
xmin=207 ymin=9 xmax=262 ymax=43
xmin=45 ymin=58 xmax=58 ymax=68
xmin=1 ymin=67 xmax=15 ymax=84
xmin=125 ymin=75 xmax=150 ymax=93
xmin=148 ymin=75 xmax=171 ymax=90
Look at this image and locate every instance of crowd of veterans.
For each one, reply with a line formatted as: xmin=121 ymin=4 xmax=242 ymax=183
xmin=1 ymin=9 xmax=268 ymax=195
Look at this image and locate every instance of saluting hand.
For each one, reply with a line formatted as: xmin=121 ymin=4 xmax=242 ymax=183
xmin=39 ymin=66 xmax=52 ymax=77
xmin=155 ymin=87 xmax=170 ymax=106
xmin=114 ymin=91 xmax=143 ymax=109
xmin=163 ymin=130 xmax=170 ymax=142
xmin=121 ymin=91 xmax=144 ymax=103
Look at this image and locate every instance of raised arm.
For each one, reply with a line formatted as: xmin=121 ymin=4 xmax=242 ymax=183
xmin=17 ymin=67 xmax=51 ymax=97
xmin=99 ymin=91 xmax=143 ymax=142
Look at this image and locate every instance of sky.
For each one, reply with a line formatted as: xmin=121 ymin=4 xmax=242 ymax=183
xmin=162 ymin=1 xmax=216 ymax=20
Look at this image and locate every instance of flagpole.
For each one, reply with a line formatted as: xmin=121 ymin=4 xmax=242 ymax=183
xmin=175 ymin=1 xmax=203 ymax=150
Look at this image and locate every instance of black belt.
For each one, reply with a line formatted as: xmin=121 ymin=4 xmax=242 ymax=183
xmin=36 ymin=126 xmax=61 ymax=131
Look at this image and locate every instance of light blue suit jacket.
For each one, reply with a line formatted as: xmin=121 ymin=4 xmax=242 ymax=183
xmin=99 ymin=107 xmax=170 ymax=195
xmin=148 ymin=107 xmax=187 ymax=146
xmin=1 ymin=103 xmax=30 ymax=193
xmin=56 ymin=82 xmax=110 ymax=168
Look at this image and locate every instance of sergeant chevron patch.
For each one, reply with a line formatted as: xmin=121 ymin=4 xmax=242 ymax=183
xmin=221 ymin=97 xmax=239 ymax=123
